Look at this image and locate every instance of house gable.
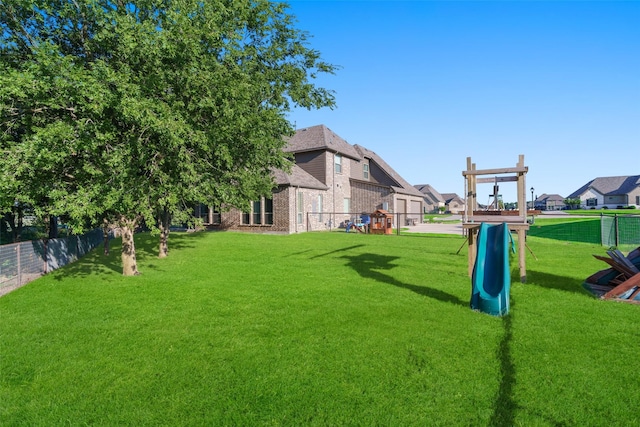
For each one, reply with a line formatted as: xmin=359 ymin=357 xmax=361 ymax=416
xmin=414 ymin=184 xmax=445 ymax=204
xmin=272 ymin=164 xmax=329 ymax=191
xmin=569 ymin=175 xmax=640 ymax=198
xmin=352 ymin=145 xmax=424 ymax=198
xmin=441 ymin=193 xmax=465 ymax=213
xmin=284 ymin=124 xmax=361 ymax=160
xmin=568 ymin=175 xmax=640 ymax=208
xmin=291 ymin=151 xmax=328 ymax=185
xmin=536 ymin=193 xmax=566 ymax=210
xmin=414 ymin=184 xmax=446 ymax=213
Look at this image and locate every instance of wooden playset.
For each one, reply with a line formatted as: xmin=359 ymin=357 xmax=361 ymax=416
xmin=462 ymin=155 xmax=531 ymax=282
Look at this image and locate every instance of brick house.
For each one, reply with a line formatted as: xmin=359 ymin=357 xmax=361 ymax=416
xmin=200 ymin=124 xmax=424 ymax=233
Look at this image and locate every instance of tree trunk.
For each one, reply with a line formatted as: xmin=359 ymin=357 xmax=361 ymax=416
xmin=48 ymin=215 xmax=58 ymax=239
xmin=102 ymin=218 xmax=110 ymax=256
xmin=158 ymin=208 xmax=170 ymax=258
xmin=120 ymin=218 xmax=139 ymax=276
xmin=10 ymin=207 xmax=24 ymax=243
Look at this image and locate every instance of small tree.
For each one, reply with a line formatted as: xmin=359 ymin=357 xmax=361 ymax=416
xmin=564 ymin=198 xmax=581 ymax=210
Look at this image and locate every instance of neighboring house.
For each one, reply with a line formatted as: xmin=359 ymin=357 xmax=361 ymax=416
xmin=568 ymin=175 xmax=640 ymax=209
xmin=534 ymin=193 xmax=566 ymax=211
xmin=199 ymin=124 xmax=424 ymax=233
xmin=440 ymin=193 xmax=465 ymax=214
xmin=414 ymin=184 xmax=446 ymax=213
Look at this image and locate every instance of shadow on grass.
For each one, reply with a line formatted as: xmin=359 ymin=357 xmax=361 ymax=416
xmin=490 ymin=298 xmax=570 ymax=427
xmin=51 ymin=231 xmax=205 ymax=280
xmin=490 ymin=299 xmax=518 ymax=427
xmin=400 ymin=233 xmax=471 ymax=255
xmin=342 ymin=252 xmax=466 ymax=307
xmin=526 ymin=270 xmax=591 ymax=296
xmin=310 ymin=244 xmax=365 ymax=259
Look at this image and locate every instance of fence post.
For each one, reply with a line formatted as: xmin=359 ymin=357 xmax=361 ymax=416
xmin=43 ymin=239 xmax=48 ymax=274
xmin=16 ymin=243 xmax=21 ymax=286
xmin=614 ymin=214 xmax=619 ymax=248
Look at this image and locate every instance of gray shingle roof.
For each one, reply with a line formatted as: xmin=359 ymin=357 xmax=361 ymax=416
xmin=568 ymin=175 xmax=640 ymax=198
xmin=441 ymin=193 xmax=465 ymax=204
xmin=537 ymin=193 xmax=565 ymax=203
xmin=284 ymin=125 xmax=361 ymax=160
xmin=414 ymin=184 xmax=446 ymax=204
xmin=272 ymin=165 xmax=329 ymax=190
xmin=353 ymin=144 xmax=425 ymax=198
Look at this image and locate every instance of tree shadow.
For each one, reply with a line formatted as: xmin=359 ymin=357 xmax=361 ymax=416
xmin=310 ymin=244 xmax=365 ymax=259
xmin=489 ymin=298 xmax=569 ymax=427
xmin=341 ymin=252 xmax=466 ymax=307
xmin=489 ymin=299 xmax=518 ymax=427
xmin=49 ymin=231 xmax=206 ymax=280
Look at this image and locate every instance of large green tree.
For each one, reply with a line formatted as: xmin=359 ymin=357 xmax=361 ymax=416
xmin=0 ymin=0 xmax=336 ymax=274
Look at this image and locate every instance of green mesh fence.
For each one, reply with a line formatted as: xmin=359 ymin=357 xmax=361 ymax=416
xmin=528 ymin=215 xmax=640 ymax=250
xmin=601 ymin=215 xmax=640 ymax=251
xmin=528 ymin=218 xmax=601 ymax=244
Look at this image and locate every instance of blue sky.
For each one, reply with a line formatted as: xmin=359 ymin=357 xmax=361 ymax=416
xmin=285 ymin=0 xmax=639 ymax=203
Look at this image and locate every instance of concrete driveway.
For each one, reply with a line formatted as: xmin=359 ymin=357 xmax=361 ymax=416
xmin=404 ymin=215 xmax=464 ymax=235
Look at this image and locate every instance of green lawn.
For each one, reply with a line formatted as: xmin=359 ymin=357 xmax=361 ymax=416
xmin=1 ymin=231 xmax=638 ymax=426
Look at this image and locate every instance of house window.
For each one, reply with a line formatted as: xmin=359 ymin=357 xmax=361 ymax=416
xmin=343 ymin=198 xmax=351 ymax=214
xmin=334 ymin=154 xmax=342 ymax=174
xmin=242 ymin=197 xmax=274 ymax=225
xmin=318 ymin=195 xmax=323 ymax=222
xmin=297 ymin=192 xmax=304 ymax=224
xmin=265 ymin=198 xmax=273 ymax=225
xmin=586 ymin=198 xmax=597 ymax=207
xmin=195 ymin=204 xmax=221 ymax=225
xmin=363 ymin=163 xmax=369 ymax=180
xmin=195 ymin=204 xmax=207 ymax=220
xmin=252 ymin=200 xmax=261 ymax=224
xmin=636 ymin=196 xmax=640 ymax=205
xmin=241 ymin=208 xmax=250 ymax=225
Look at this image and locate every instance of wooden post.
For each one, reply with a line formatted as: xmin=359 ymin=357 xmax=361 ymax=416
xmin=468 ymin=227 xmax=477 ymax=277
xmin=517 ymin=228 xmax=527 ymax=282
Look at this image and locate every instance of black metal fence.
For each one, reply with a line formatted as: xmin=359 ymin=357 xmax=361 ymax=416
xmin=0 ymin=229 xmax=105 ymax=296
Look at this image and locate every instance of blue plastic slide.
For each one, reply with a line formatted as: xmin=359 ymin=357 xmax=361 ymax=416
xmin=470 ymin=223 xmax=514 ymax=316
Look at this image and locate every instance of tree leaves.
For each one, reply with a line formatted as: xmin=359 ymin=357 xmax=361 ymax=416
xmin=1 ymin=0 xmax=336 ymax=271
